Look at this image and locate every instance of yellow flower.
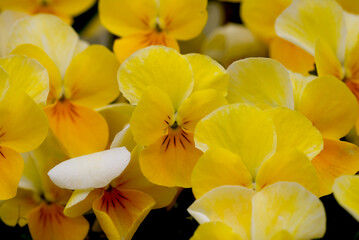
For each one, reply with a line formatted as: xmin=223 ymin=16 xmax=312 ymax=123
xmin=276 ymin=0 xmax=359 ymax=133
xmin=48 ymin=145 xmax=177 ymax=240
xmin=99 ymin=0 xmax=208 ymax=62
xmin=0 ymin=133 xmax=89 ymax=240
xmin=188 ymin=182 xmax=326 ymax=240
xmin=333 ymin=175 xmax=359 ymax=222
xmin=226 ymin=57 xmax=359 ymax=196
xmin=7 ymin=14 xmax=120 ymax=158
xmin=0 ymin=55 xmax=48 ymax=200
xmin=193 ymin=103 xmax=321 ymax=198
xmin=118 ymin=46 xmax=228 ymax=187
xmin=0 ymin=0 xmax=95 ymax=24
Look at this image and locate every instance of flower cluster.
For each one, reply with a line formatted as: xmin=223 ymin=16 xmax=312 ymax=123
xmin=0 ymin=0 xmax=358 ymax=239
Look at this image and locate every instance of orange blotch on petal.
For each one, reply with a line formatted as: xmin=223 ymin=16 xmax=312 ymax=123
xmin=28 ymin=203 xmax=89 ymax=240
xmin=44 ymin=99 xmax=109 ymax=158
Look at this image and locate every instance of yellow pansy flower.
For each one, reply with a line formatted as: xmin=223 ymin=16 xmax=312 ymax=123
xmin=99 ymin=0 xmax=208 ymax=63
xmin=333 ymin=175 xmax=359 ymax=222
xmin=188 ymin=182 xmax=326 ymax=240
xmin=0 ymin=0 xmax=96 ymax=24
xmin=275 ymin=0 xmax=359 ymax=133
xmin=193 ymin=103 xmax=321 ymax=198
xmin=0 ymin=133 xmax=89 ymax=240
xmin=0 ymin=55 xmax=48 ymax=200
xmin=48 ymin=145 xmax=177 ymax=240
xmin=226 ymin=57 xmax=359 ymax=196
xmin=7 ymin=14 xmax=120 ymax=158
xmin=118 ymin=46 xmax=228 ymax=187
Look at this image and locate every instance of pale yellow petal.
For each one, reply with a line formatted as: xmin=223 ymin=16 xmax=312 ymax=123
xmin=226 ymin=58 xmax=294 ymax=110
xmin=276 ymin=0 xmax=346 ymax=62
xmin=252 ymin=182 xmax=326 ymax=240
xmin=188 ymin=185 xmax=255 ymax=239
xmin=298 ymin=76 xmax=358 ymax=139
xmin=195 ymin=103 xmax=276 ymax=177
xmin=191 ymin=222 xmax=243 ymax=240
xmin=265 ymin=107 xmax=323 ymax=160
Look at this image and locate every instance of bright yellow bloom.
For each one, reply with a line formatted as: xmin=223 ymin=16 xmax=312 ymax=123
xmin=0 ymin=0 xmax=96 ymax=24
xmin=48 ymin=145 xmax=177 ymax=240
xmin=99 ymin=0 xmax=208 ymax=63
xmin=0 ymin=55 xmax=48 ymax=200
xmin=193 ymin=103 xmax=321 ymax=198
xmin=226 ymin=57 xmax=359 ymax=196
xmin=118 ymin=46 xmax=228 ymax=187
xmin=7 ymin=14 xmax=120 ymax=158
xmin=333 ymin=175 xmax=359 ymax=221
xmin=275 ymin=0 xmax=359 ymax=133
xmin=188 ymin=182 xmax=326 ymax=240
xmin=0 ymin=133 xmax=89 ymax=240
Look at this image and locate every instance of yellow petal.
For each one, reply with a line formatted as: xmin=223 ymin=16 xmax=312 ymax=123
xmin=241 ymin=0 xmax=291 ymax=42
xmin=140 ymin=130 xmax=202 ymax=188
xmin=289 ymin=71 xmax=316 ymax=109
xmin=44 ymin=100 xmax=109 ymax=157
xmin=0 ymin=146 xmax=23 ymax=200
xmin=345 ymin=35 xmax=359 ymax=80
xmin=315 ymin=39 xmax=344 ymax=79
xmin=10 ymin=43 xmax=62 ymax=103
xmin=332 ymin=175 xmax=359 ymax=221
xmin=0 ymin=54 xmax=49 ymax=105
xmin=269 ymin=37 xmax=315 ymax=76
xmin=311 ymin=138 xmax=359 ymax=196
xmin=177 ymin=89 xmax=227 ymax=132
xmin=0 ymin=66 xmax=9 ymax=99
xmin=195 ymin=104 xmax=276 ymax=177
xmin=64 ymin=188 xmax=103 ymax=218
xmin=188 ymin=185 xmax=255 ymax=239
xmin=63 ymin=45 xmax=119 ymax=108
xmin=252 ymin=182 xmax=326 ymax=240
xmin=93 ymin=188 xmax=155 ymax=240
xmin=226 ymin=58 xmax=294 ymax=110
xmin=113 ymin=32 xmax=179 ymax=63
xmin=118 ymin=46 xmax=193 ymax=108
xmin=185 ymin=54 xmax=228 ymax=96
xmin=191 ymin=147 xmax=252 ymax=199
xmin=191 ymin=222 xmax=243 ymax=240
xmin=130 ymin=86 xmax=174 ymax=146
xmin=344 ymin=12 xmax=359 ymax=55
xmin=48 ymin=147 xmax=131 ymax=190
xmin=98 ymin=103 xmax=135 ymax=148
xmin=0 ymin=10 xmax=28 ymax=57
xmin=0 ymin=188 xmax=38 ymax=227
xmin=99 ymin=0 xmax=157 ymax=36
xmin=265 ymin=107 xmax=323 ymax=160
xmin=51 ymin=0 xmax=96 ymax=16
xmin=8 ymin=14 xmax=79 ymax=76
xmin=276 ymin=0 xmax=346 ymax=62
xmin=298 ymin=76 xmax=358 ymax=139
xmin=256 ymin=149 xmax=320 ymax=196
xmin=0 ymin=91 xmax=48 ymax=153
xmin=201 ymin=23 xmax=268 ymax=68
xmin=159 ymin=0 xmax=208 ymax=40
xmin=112 ymin=146 xmax=177 ymax=209
xmin=28 ymin=203 xmax=89 ymax=240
